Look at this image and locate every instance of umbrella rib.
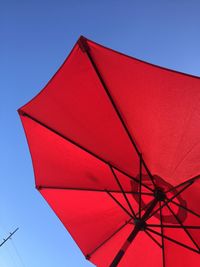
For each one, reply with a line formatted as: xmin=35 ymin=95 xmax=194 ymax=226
xmin=106 ymin=191 xmax=135 ymax=219
xmin=109 ymin=165 xmax=136 ymax=218
xmin=85 ymin=218 xmax=133 ymax=259
xmin=21 ymin=112 xmax=153 ymax=193
xmin=165 ymin=200 xmax=200 ymax=252
xmin=139 ymin=154 xmax=142 ymax=219
xmin=129 ymin=192 xmax=154 ymax=196
xmin=21 ymin=112 xmax=153 ymax=192
xmin=135 ymin=199 xmax=154 ymax=217
xmin=145 ymin=180 xmax=194 ymax=221
xmin=144 ymin=229 xmax=162 ymax=248
xmin=37 ymin=185 xmax=153 ymax=195
xmin=146 ymin=227 xmax=200 ymax=254
xmin=79 ymin=37 xmax=156 ymax=188
xmin=159 ymin=201 xmax=166 ymax=267
xmin=127 ymin=200 xmax=155 ymax=224
xmin=164 ymin=175 xmax=200 ymax=194
xmin=171 ymin=199 xmax=200 ymax=219
xmin=136 ymin=192 xmax=154 ymax=196
xmin=147 ymin=224 xmax=200 ymax=229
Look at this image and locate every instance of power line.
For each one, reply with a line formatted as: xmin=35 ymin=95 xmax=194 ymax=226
xmin=0 ymin=228 xmax=19 ymax=248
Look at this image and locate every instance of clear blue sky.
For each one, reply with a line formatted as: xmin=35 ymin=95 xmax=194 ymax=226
xmin=1 ymin=1 xmax=200 ymax=266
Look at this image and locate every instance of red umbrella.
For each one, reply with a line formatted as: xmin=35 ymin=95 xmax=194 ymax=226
xmin=18 ymin=36 xmax=200 ymax=267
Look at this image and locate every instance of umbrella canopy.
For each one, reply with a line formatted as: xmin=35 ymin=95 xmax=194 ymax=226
xmin=18 ymin=36 xmax=200 ymax=267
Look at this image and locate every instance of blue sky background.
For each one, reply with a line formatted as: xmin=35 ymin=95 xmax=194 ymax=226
xmin=1 ymin=1 xmax=200 ymax=266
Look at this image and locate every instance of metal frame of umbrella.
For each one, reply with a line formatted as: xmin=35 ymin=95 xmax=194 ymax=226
xmin=79 ymin=37 xmax=200 ymax=266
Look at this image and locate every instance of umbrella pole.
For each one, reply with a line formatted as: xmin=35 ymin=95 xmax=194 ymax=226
xmin=109 ymin=225 xmax=140 ymax=267
xmin=109 ymin=191 xmax=164 ymax=267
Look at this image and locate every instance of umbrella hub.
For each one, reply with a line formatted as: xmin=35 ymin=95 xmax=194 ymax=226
xmin=133 ymin=218 xmax=147 ymax=230
xmin=154 ymin=188 xmax=166 ymax=201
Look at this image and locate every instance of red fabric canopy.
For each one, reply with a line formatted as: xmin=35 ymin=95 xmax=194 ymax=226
xmin=19 ymin=36 xmax=200 ymax=266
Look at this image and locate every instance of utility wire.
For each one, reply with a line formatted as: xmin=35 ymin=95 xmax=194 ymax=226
xmin=10 ymin=239 xmax=26 ymax=267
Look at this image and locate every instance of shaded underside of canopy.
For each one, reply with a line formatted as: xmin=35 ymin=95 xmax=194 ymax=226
xmin=19 ymin=36 xmax=200 ymax=266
